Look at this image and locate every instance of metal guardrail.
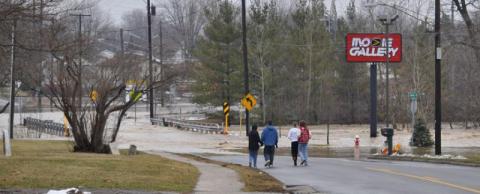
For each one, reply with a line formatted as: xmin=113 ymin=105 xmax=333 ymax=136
xmin=151 ymin=117 xmax=222 ymax=134
xmin=23 ymin=117 xmax=67 ymax=137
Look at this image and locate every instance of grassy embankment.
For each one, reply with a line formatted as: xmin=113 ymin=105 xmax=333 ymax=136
xmin=0 ymin=140 xmax=199 ymax=192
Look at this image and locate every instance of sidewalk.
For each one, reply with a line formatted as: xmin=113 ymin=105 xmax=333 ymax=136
xmin=148 ymin=151 xmax=245 ymax=193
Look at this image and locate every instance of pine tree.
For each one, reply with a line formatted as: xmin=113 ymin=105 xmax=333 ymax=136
xmin=410 ymin=118 xmax=434 ymax=147
xmin=192 ymin=0 xmax=242 ymax=106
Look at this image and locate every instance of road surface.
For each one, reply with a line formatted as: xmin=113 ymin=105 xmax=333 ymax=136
xmin=210 ymin=155 xmax=480 ymax=194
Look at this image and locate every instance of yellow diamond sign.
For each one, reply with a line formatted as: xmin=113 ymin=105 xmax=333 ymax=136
xmin=241 ymin=93 xmax=257 ymax=111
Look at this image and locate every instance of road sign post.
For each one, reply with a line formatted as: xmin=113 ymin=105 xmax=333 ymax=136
xmin=409 ymin=91 xmax=417 ymax=130
xmin=223 ymin=102 xmax=230 ymax=134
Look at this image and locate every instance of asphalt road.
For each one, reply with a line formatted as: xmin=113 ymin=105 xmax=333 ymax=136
xmin=209 ymin=155 xmax=480 ymax=194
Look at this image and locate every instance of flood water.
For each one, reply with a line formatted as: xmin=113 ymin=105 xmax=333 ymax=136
xmin=232 ymin=146 xmax=480 ymax=159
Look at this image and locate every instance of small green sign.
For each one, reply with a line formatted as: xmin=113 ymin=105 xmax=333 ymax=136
xmin=409 ymin=91 xmax=417 ymax=100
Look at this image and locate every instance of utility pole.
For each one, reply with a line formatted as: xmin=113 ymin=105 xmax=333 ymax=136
xmin=9 ymin=20 xmax=16 ymax=139
xmin=451 ymin=1 xmax=454 ymax=26
xmin=385 ymin=22 xmax=390 ymax=128
xmin=434 ymin=0 xmax=442 ymax=155
xmin=120 ymin=28 xmax=124 ymax=55
xmin=147 ymin=0 xmax=155 ymax=120
xmin=159 ymin=19 xmax=164 ymax=107
xmin=70 ymin=14 xmax=91 ymax=111
xmin=241 ymin=0 xmax=250 ymax=136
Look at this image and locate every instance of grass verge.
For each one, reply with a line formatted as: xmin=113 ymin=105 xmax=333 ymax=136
xmin=178 ymin=154 xmax=286 ymax=193
xmin=0 ymin=140 xmax=199 ymax=192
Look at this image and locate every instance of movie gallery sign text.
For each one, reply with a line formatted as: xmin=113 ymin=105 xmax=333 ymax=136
xmin=346 ymin=33 xmax=402 ymax=63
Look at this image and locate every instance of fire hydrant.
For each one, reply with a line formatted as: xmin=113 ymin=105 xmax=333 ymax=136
xmin=354 ymin=135 xmax=360 ymax=160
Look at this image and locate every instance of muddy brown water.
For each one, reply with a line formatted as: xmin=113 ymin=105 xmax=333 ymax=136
xmin=230 ymin=146 xmax=480 ymax=159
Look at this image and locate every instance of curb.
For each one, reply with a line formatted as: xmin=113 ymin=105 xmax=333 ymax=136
xmin=368 ymin=155 xmax=480 ymax=167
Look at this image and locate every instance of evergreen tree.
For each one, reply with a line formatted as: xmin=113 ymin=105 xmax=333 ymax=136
xmin=410 ymin=118 xmax=434 ymax=147
xmin=192 ymin=0 xmax=242 ymax=106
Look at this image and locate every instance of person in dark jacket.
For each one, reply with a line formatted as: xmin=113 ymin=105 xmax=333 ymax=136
xmin=248 ymin=124 xmax=263 ymax=168
xmin=261 ymin=121 xmax=278 ymax=168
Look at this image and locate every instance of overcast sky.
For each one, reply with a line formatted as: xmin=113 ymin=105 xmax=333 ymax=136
xmin=97 ymin=0 xmax=350 ymax=26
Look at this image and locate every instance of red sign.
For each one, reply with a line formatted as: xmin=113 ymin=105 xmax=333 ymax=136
xmin=346 ymin=33 xmax=402 ymax=63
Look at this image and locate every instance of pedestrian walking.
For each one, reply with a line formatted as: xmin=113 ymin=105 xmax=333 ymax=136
xmin=298 ymin=120 xmax=311 ymax=166
xmin=248 ymin=124 xmax=263 ymax=168
xmin=261 ymin=121 xmax=278 ymax=168
xmin=287 ymin=122 xmax=301 ymax=166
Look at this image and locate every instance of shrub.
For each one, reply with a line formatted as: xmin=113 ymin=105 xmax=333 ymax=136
xmin=410 ymin=118 xmax=434 ymax=147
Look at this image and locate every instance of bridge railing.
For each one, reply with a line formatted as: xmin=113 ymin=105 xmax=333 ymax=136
xmin=23 ymin=117 xmax=67 ymax=137
xmin=151 ymin=117 xmax=222 ymax=133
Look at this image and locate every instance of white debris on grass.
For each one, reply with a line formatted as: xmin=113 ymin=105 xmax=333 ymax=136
xmin=47 ymin=188 xmax=91 ymax=194
xmin=392 ymin=153 xmax=468 ymax=160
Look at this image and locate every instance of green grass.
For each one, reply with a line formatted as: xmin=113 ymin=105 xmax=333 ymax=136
xmin=0 ymin=140 xmax=199 ymax=192
xmin=464 ymin=154 xmax=480 ymax=164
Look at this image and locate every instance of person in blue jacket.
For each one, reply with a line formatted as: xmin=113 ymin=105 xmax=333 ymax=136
xmin=261 ymin=121 xmax=278 ymax=168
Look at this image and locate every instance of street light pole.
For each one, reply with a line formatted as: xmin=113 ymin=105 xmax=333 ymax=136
xmin=379 ymin=15 xmax=398 ymax=128
xmin=434 ymin=0 xmax=442 ymax=155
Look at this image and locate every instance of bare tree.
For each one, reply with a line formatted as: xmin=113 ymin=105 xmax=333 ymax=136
xmin=11 ymin=1 xmax=178 ymax=153
xmin=161 ymin=0 xmax=205 ymax=73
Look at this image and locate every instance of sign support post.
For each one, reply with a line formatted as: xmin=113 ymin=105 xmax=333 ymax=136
xmin=223 ymin=102 xmax=230 ymax=134
xmin=370 ymin=62 xmax=377 ymax=137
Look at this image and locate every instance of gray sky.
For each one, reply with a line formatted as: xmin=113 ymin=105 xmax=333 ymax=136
xmin=98 ymin=0 xmax=146 ymax=26
xmin=98 ymin=0 xmax=350 ymax=26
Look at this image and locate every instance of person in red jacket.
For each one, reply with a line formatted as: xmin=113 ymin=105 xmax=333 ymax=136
xmin=298 ymin=120 xmax=312 ymax=166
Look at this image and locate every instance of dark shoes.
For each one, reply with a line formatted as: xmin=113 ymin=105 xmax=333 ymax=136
xmin=265 ymin=160 xmax=273 ymax=168
xmin=300 ymin=160 xmax=308 ymax=166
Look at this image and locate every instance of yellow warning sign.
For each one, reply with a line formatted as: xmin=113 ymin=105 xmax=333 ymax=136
xmin=241 ymin=93 xmax=257 ymax=111
xmin=90 ymin=90 xmax=98 ymax=102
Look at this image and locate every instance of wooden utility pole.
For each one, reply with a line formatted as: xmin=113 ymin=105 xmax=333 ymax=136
xmin=147 ymin=0 xmax=155 ymax=120
xmin=434 ymin=0 xmax=442 ymax=155
xmin=9 ymin=21 xmax=16 ymax=139
xmin=70 ymin=13 xmax=91 ymax=111
xmin=120 ymin=28 xmax=124 ymax=55
xmin=159 ymin=19 xmax=164 ymax=107
xmin=241 ymin=0 xmax=250 ymax=136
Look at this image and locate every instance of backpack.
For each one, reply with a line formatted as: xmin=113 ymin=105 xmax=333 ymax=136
xmin=298 ymin=127 xmax=310 ymax=143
